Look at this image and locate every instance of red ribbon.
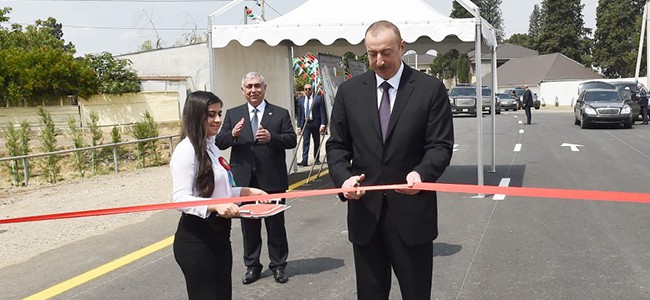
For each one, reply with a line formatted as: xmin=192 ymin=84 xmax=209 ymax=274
xmin=1 ymin=183 xmax=649 ymax=224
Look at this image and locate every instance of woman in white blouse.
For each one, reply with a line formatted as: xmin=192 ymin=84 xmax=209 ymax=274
xmin=171 ymin=91 xmax=266 ymax=300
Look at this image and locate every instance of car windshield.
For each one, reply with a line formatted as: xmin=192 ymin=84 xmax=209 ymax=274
xmin=450 ymin=87 xmax=491 ymax=96
xmin=584 ymin=91 xmax=622 ymax=102
xmin=497 ymin=94 xmax=511 ymax=99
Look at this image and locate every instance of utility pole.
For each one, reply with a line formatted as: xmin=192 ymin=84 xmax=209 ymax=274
xmin=260 ymin=0 xmax=266 ymax=21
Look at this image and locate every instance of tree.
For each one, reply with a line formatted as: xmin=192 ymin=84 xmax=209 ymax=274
xmin=536 ymin=0 xmax=591 ymax=64
xmin=528 ymin=4 xmax=542 ymax=41
xmin=451 ymin=0 xmax=505 ymax=43
xmin=82 ymin=52 xmax=141 ymax=95
xmin=456 ymin=54 xmax=471 ymax=83
xmin=504 ymin=33 xmax=535 ymax=49
xmin=429 ymin=49 xmax=460 ymax=80
xmin=0 ymin=8 xmax=96 ymax=106
xmin=592 ymin=0 xmax=645 ymax=78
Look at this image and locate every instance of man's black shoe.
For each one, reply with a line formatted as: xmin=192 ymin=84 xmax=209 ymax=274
xmin=272 ymin=268 xmax=289 ymax=284
xmin=314 ymin=161 xmax=321 ymax=165
xmin=242 ymin=268 xmax=261 ymax=285
xmin=297 ymin=161 xmax=308 ymax=166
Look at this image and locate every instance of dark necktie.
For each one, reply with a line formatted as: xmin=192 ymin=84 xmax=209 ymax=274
xmin=379 ymin=81 xmax=391 ymax=141
xmin=251 ymin=108 xmax=259 ymax=139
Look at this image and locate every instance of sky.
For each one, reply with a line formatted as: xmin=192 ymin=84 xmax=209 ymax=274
xmin=0 ymin=0 xmax=599 ymax=56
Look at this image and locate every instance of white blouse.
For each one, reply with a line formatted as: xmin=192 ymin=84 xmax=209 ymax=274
xmin=170 ymin=135 xmax=242 ymax=218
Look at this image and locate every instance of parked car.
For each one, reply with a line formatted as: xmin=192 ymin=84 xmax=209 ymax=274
xmin=573 ymin=88 xmax=633 ymax=129
xmin=532 ymin=93 xmax=541 ymax=109
xmin=611 ymin=81 xmax=641 ymax=121
xmin=504 ymin=87 xmax=525 ymax=109
xmin=497 ymin=93 xmax=517 ymax=111
xmin=449 ymin=84 xmax=501 ymax=116
xmin=577 ymin=80 xmax=616 ymax=95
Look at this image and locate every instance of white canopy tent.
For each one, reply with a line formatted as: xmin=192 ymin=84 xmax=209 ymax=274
xmin=208 ymin=0 xmax=498 ymax=185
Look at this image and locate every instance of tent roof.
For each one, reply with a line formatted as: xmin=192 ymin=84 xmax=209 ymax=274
xmin=482 ymin=53 xmax=603 ymax=87
xmin=210 ymin=0 xmax=496 ymax=55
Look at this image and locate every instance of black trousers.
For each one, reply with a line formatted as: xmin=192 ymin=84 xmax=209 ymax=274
xmin=352 ymin=197 xmax=433 ymax=300
xmin=524 ymin=106 xmax=532 ymax=124
xmin=301 ymin=121 xmax=321 ymax=163
xmin=174 ymin=213 xmax=233 ymax=300
xmin=641 ymin=105 xmax=648 ymax=123
xmin=241 ymin=174 xmax=289 ymax=271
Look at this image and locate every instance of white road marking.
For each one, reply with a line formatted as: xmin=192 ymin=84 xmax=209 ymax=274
xmin=514 ymin=143 xmax=522 ymax=152
xmin=453 ymin=144 xmax=459 ymax=152
xmin=519 ymin=129 xmax=524 ymax=134
xmin=493 ymin=178 xmax=511 ymax=200
xmin=561 ymin=143 xmax=583 ymax=152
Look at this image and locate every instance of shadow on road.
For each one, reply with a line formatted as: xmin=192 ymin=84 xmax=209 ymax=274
xmin=433 ymin=242 xmax=462 ymax=257
xmin=281 ymin=257 xmax=345 ymax=276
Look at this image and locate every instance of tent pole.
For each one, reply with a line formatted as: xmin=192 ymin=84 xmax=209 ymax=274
xmin=636 ymin=1 xmax=648 ymax=82
xmin=474 ymin=9 xmax=485 ymax=198
xmin=489 ymin=35 xmax=497 ymax=173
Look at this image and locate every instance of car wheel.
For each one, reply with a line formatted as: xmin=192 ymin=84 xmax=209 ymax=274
xmin=580 ymin=117 xmax=589 ymax=129
xmin=496 ymin=109 xmax=501 ymax=115
xmin=574 ymin=115 xmax=580 ymax=125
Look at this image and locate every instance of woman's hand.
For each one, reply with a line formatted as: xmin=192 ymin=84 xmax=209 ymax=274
xmin=211 ymin=203 xmax=240 ymax=218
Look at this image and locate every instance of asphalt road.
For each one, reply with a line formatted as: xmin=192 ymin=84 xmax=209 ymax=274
xmin=3 ymin=110 xmax=650 ymax=300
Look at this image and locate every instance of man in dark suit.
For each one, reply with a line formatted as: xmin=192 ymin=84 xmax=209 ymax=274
xmin=326 ymin=21 xmax=454 ymax=299
xmin=296 ymin=83 xmax=327 ymax=166
xmin=523 ymin=84 xmax=534 ymax=125
xmin=637 ymin=82 xmax=648 ymax=124
xmin=216 ymin=72 xmax=297 ymax=285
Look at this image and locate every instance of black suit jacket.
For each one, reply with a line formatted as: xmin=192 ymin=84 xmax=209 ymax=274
xmin=523 ymin=89 xmax=534 ymax=107
xmin=297 ymin=94 xmax=328 ymax=128
xmin=216 ymin=101 xmax=297 ymax=192
xmin=326 ymin=65 xmax=454 ymax=246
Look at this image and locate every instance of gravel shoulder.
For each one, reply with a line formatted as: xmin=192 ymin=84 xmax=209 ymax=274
xmin=0 ymin=165 xmax=171 ymax=269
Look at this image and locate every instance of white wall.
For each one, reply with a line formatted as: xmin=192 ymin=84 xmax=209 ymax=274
xmin=539 ymin=77 xmax=648 ymax=107
xmin=119 ymin=44 xmax=211 ymax=92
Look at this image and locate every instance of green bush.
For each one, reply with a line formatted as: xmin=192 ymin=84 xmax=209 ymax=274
xmin=67 ymin=116 xmax=86 ymax=177
xmin=132 ymin=111 xmax=159 ymax=168
xmin=4 ymin=121 xmax=31 ymax=186
xmin=37 ymin=107 xmax=61 ymax=183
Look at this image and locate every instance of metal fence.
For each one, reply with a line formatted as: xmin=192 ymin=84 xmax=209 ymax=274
xmin=0 ymin=135 xmax=179 ymax=186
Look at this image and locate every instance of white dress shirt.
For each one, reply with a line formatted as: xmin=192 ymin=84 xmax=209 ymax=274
xmin=375 ymin=62 xmax=404 ymax=112
xmin=170 ymin=135 xmax=242 ymax=218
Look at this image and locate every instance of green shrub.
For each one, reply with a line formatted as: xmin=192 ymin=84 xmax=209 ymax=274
xmin=67 ymin=116 xmax=86 ymax=177
xmin=37 ymin=107 xmax=61 ymax=183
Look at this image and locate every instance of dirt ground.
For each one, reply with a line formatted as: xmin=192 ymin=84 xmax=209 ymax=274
xmin=0 ymin=125 xmax=181 ymax=269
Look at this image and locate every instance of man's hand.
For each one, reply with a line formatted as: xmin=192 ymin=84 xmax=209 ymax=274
xmin=255 ymin=125 xmax=271 ymax=143
xmin=396 ymin=171 xmax=422 ymax=195
xmin=319 ymin=125 xmax=326 ymax=134
xmin=342 ymin=174 xmax=365 ymax=200
xmin=297 ymin=128 xmax=302 ymax=135
xmin=232 ymin=118 xmax=245 ymax=138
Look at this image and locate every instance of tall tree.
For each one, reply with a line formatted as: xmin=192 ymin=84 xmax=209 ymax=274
xmin=503 ymin=33 xmax=535 ymax=49
xmin=83 ymin=52 xmax=141 ymax=95
xmin=536 ymin=0 xmax=591 ymax=64
xmin=451 ymin=0 xmax=505 ymax=43
xmin=592 ymin=0 xmax=645 ymax=78
xmin=528 ymin=4 xmax=541 ymax=41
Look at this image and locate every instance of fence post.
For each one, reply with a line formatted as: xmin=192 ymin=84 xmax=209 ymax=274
xmin=113 ymin=146 xmax=119 ymax=173
xmin=22 ymin=158 xmax=29 ymax=186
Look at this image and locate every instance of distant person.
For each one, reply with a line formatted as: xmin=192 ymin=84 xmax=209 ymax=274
xmin=296 ymin=83 xmax=327 ymax=166
xmin=523 ymin=85 xmax=534 ymax=125
xmin=326 ymin=20 xmax=454 ymax=299
xmin=638 ymin=82 xmax=648 ymax=125
xmin=216 ymin=72 xmax=297 ymax=285
xmin=171 ymin=91 xmax=267 ymax=299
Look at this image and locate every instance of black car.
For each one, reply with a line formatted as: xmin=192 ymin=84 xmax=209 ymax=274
xmin=611 ymin=81 xmax=641 ymax=121
xmin=573 ymin=89 xmax=633 ymax=129
xmin=497 ymin=93 xmax=517 ymax=111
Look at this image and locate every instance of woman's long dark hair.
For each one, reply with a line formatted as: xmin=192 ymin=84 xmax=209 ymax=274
xmin=180 ymin=91 xmax=223 ymax=198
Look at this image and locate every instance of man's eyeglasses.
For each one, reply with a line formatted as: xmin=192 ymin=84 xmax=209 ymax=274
xmin=304 ymin=88 xmax=311 ymax=91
